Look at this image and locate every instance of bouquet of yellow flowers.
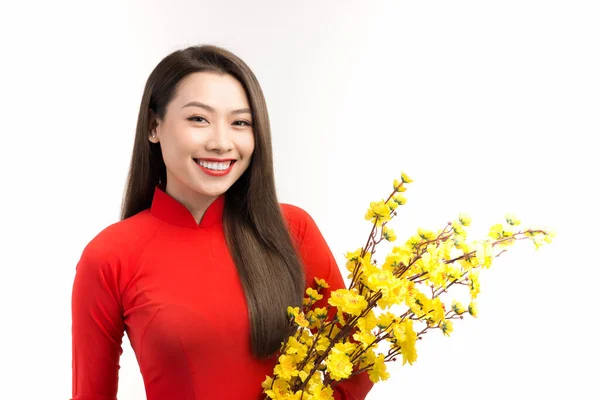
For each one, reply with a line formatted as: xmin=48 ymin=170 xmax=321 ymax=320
xmin=262 ymin=172 xmax=555 ymax=399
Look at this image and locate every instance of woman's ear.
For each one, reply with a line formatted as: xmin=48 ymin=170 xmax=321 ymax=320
xmin=148 ymin=110 xmax=160 ymax=143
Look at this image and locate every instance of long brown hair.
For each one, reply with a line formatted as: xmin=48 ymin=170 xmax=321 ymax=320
xmin=120 ymin=44 xmax=306 ymax=359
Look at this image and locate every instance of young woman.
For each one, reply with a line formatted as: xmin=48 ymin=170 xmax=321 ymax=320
xmin=71 ymin=44 xmax=374 ymax=400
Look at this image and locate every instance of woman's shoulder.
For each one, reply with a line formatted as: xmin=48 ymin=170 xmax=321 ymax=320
xmin=79 ymin=209 xmax=162 ymax=267
xmin=280 ymin=202 xmax=311 ymax=222
xmin=279 ymin=202 xmax=321 ymax=246
xmin=279 ymin=202 xmax=314 ymax=230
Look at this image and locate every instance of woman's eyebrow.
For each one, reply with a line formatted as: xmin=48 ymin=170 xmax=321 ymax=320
xmin=181 ymin=101 xmax=251 ymax=115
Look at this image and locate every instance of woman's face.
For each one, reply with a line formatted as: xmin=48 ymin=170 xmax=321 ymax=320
xmin=150 ymin=71 xmax=255 ymax=204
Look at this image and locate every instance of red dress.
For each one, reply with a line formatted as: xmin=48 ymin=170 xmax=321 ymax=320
xmin=71 ymin=185 xmax=374 ymax=399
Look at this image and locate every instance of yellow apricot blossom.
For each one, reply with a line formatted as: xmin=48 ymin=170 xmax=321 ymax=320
xmin=356 ymin=310 xmax=378 ymax=333
xmin=392 ymin=319 xmax=418 ymax=365
xmin=273 ymin=354 xmax=299 ymax=381
xmin=353 ymin=330 xmax=378 ymax=350
xmin=458 ymin=212 xmax=472 ymax=227
xmin=367 ymin=353 xmax=390 ymax=383
xmin=475 ymin=241 xmax=493 ymax=268
xmin=309 ymin=384 xmax=334 ymax=400
xmin=365 ymin=200 xmax=392 ymax=227
xmin=314 ymin=277 xmax=330 ymax=289
xmin=333 ymin=341 xmax=357 ymax=357
xmin=376 ymin=312 xmax=396 ymax=329
xmin=468 ymin=270 xmax=481 ymax=299
xmin=265 ymin=378 xmax=291 ymax=399
xmin=451 ymin=300 xmax=466 ymax=314
xmin=306 ymin=287 xmax=323 ymax=301
xmin=285 ymin=336 xmax=308 ymax=362
xmin=468 ymin=301 xmax=478 ymax=317
xmin=505 ymin=212 xmax=521 ymax=226
xmin=401 ymin=171 xmax=413 ymax=183
xmin=440 ymin=320 xmax=453 ymax=337
xmin=393 ymin=193 xmax=407 ymax=206
xmin=328 ymin=289 xmax=368 ymax=317
xmin=325 ymin=348 xmax=354 ymax=381
xmin=383 ymin=226 xmax=397 ymax=242
xmin=262 ymin=172 xmax=553 ymax=400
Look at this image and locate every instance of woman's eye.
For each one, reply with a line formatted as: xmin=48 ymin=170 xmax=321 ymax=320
xmin=188 ymin=116 xmax=207 ymax=123
xmin=188 ymin=117 xmax=251 ymax=126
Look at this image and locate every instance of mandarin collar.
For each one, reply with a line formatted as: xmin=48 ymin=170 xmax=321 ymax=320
xmin=150 ymin=185 xmax=225 ymax=229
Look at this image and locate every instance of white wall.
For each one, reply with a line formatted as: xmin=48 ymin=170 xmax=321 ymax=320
xmin=1 ymin=1 xmax=598 ymax=399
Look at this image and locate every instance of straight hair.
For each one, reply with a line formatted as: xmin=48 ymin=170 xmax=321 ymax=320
xmin=120 ymin=44 xmax=305 ymax=359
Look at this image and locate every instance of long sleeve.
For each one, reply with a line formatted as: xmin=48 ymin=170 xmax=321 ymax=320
xmin=296 ymin=209 xmax=375 ymax=400
xmin=71 ymin=241 xmax=125 ymax=400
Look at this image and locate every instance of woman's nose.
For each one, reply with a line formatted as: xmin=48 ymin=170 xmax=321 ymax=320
xmin=206 ymin=121 xmax=233 ymax=152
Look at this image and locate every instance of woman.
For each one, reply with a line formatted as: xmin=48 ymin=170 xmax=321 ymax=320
xmin=71 ymin=44 xmax=374 ymax=399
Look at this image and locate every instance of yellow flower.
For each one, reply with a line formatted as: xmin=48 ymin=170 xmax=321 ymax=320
xmin=261 ymin=375 xmax=273 ymax=390
xmin=334 ymin=341 xmax=357 ymax=357
xmin=451 ymin=300 xmax=465 ymax=314
xmin=336 ymin=308 xmax=347 ymax=326
xmin=476 ymin=241 xmax=493 ymax=268
xmin=367 ymin=353 xmax=390 ymax=383
xmin=488 ymin=223 xmax=504 ymax=240
xmin=295 ymin=312 xmax=309 ymax=328
xmin=353 ymin=330 xmax=378 ymax=350
xmin=366 ymin=269 xmax=401 ymax=295
xmin=310 ymin=384 xmax=334 ymax=400
xmin=273 ymin=354 xmax=299 ymax=381
xmin=505 ymin=212 xmax=521 ymax=226
xmin=376 ymin=312 xmax=396 ymax=329
xmin=393 ymin=193 xmax=407 ymax=206
xmin=429 ymin=297 xmax=446 ymax=325
xmin=314 ymin=277 xmax=330 ymax=289
xmin=406 ymin=290 xmax=431 ymax=318
xmin=387 ymin=199 xmax=399 ymax=210
xmin=382 ymin=226 xmax=397 ymax=242
xmin=458 ymin=212 xmax=472 ymax=227
xmin=391 ymin=320 xmax=418 ymax=365
xmin=417 ymin=228 xmax=436 ymax=240
xmin=315 ymin=336 xmax=330 ymax=355
xmin=288 ymin=306 xmax=310 ymax=328
xmin=306 ymin=287 xmax=323 ymax=301
xmin=314 ymin=307 xmax=328 ymax=320
xmin=356 ymin=310 xmax=378 ymax=332
xmin=393 ymin=178 xmax=403 ymax=191
xmin=299 ymin=329 xmax=314 ymax=347
xmin=285 ymin=336 xmax=308 ymax=361
xmin=325 ymin=348 xmax=354 ymax=381
xmin=533 ymin=234 xmax=545 ymax=250
xmin=328 ymin=289 xmax=368 ymax=317
xmin=265 ymin=378 xmax=291 ymax=399
xmin=287 ymin=306 xmax=299 ymax=319
xmin=401 ymin=171 xmax=413 ymax=183
xmin=298 ymin=370 xmax=309 ymax=382
xmin=358 ymin=348 xmax=376 ymax=370
xmin=452 ymin=220 xmax=467 ymax=238
xmin=306 ymin=310 xmax=322 ymax=329
xmin=440 ymin=240 xmax=453 ymax=261
xmin=365 ymin=201 xmax=392 ymax=227
xmin=440 ymin=320 xmax=453 ymax=336
xmin=468 ymin=270 xmax=480 ymax=299
xmin=468 ymin=301 xmax=478 ymax=317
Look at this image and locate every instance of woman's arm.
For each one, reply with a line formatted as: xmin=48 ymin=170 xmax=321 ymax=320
xmin=71 ymin=241 xmax=125 ymax=400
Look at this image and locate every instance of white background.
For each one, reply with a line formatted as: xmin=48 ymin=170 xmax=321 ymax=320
xmin=1 ymin=1 xmax=598 ymax=399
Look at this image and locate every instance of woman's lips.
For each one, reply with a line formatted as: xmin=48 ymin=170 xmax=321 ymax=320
xmin=195 ymin=159 xmax=236 ymax=177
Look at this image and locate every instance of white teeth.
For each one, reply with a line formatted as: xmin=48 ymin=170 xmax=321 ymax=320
xmin=196 ymin=160 xmax=232 ymax=171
